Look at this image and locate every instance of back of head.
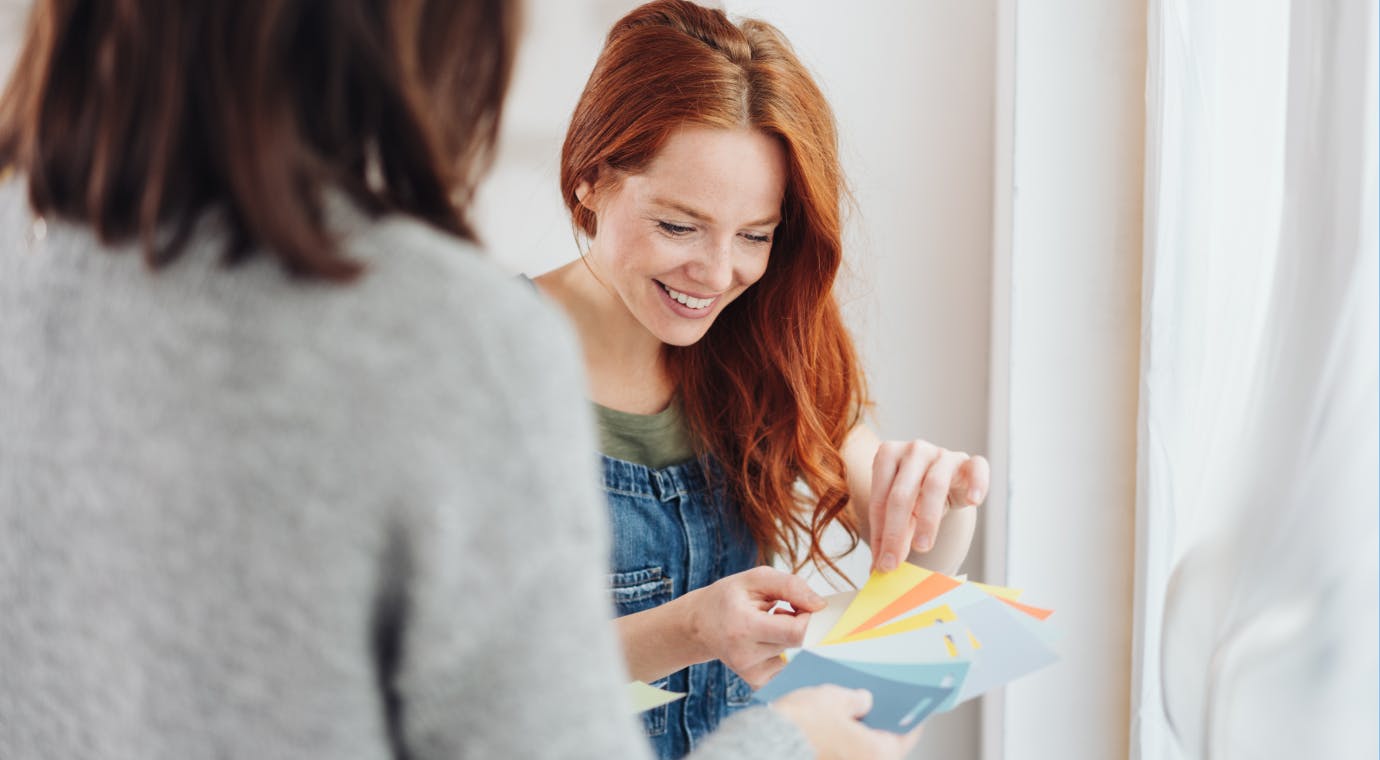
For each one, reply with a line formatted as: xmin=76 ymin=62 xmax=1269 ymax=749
xmin=0 ymin=0 xmax=519 ymax=279
xmin=561 ymin=0 xmax=867 ymax=574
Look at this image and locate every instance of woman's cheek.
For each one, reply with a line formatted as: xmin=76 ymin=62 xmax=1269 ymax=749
xmin=742 ymin=253 xmax=770 ymax=287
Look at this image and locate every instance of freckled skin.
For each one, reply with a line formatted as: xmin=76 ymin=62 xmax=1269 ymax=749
xmin=580 ymin=125 xmax=787 ymax=348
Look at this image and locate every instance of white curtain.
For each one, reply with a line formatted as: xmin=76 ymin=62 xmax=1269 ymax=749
xmin=1134 ymin=0 xmax=1379 ymax=758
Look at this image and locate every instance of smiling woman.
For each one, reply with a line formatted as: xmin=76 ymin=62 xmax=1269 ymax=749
xmin=557 ymin=125 xmax=784 ymax=365
xmin=530 ymin=2 xmax=988 ymax=759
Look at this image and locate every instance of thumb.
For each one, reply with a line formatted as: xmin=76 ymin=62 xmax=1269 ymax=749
xmin=843 ymin=687 xmax=874 ymax=719
xmin=749 ymin=568 xmax=826 ymax=612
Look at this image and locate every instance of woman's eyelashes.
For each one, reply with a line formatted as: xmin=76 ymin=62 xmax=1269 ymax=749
xmin=654 ymin=220 xmax=773 ymax=245
xmin=657 ymin=220 xmax=696 ymax=236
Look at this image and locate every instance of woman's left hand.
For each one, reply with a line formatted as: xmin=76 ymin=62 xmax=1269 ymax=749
xmin=865 ymin=439 xmax=989 ymax=573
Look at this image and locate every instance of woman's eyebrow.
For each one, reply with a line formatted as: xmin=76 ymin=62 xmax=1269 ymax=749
xmin=649 ymin=196 xmax=780 ymax=227
xmin=649 ymin=196 xmax=712 ymax=222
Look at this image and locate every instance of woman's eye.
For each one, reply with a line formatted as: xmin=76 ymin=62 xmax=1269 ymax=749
xmin=657 ymin=221 xmax=695 ymax=236
xmin=742 ymin=232 xmax=772 ymax=245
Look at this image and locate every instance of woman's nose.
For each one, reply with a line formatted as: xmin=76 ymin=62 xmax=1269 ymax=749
xmin=686 ymin=238 xmax=735 ymax=292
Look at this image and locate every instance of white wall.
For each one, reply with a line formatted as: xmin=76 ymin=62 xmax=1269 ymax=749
xmin=987 ymin=1 xmax=1146 ymax=759
xmin=0 ymin=1 xmax=26 ymax=77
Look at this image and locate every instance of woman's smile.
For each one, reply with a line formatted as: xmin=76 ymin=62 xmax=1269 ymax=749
xmin=656 ymin=280 xmax=718 ymax=315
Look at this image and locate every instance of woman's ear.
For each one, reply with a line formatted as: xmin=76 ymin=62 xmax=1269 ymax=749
xmin=574 ymin=168 xmax=599 ymax=210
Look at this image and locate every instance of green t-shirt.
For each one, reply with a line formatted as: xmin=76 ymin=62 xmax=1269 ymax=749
xmin=594 ymin=400 xmax=696 ymax=469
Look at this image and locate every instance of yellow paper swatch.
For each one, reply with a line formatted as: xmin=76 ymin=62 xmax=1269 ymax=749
xmin=829 ymin=604 xmax=958 ymax=644
xmin=627 ymin=680 xmax=686 ymax=713
xmin=819 ymin=563 xmax=932 ymax=645
xmin=970 ymin=581 xmax=1023 ymax=600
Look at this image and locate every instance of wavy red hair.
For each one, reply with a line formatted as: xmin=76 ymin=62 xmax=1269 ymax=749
xmin=561 ymin=0 xmax=867 ymax=575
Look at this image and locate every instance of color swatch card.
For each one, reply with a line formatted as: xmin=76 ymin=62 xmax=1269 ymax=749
xmin=754 ymin=562 xmax=1057 ymax=733
xmin=627 ymin=680 xmax=685 ymax=712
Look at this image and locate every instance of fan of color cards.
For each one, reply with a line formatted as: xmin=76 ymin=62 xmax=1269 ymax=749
xmin=751 ymin=562 xmax=1058 ymax=733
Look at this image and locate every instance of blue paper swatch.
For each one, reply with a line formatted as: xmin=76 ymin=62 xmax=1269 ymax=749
xmin=751 ymin=650 xmax=954 ymax=733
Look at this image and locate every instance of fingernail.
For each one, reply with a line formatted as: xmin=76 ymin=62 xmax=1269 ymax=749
xmin=879 ymin=552 xmax=897 ymax=572
xmin=915 ymin=535 xmax=932 ymax=552
xmin=968 ymin=488 xmax=981 ymax=503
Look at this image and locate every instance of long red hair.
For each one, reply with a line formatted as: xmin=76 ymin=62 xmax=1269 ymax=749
xmin=561 ymin=0 xmax=867 ymax=574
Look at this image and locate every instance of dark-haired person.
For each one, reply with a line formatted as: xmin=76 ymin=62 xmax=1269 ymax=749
xmin=0 ymin=2 xmax=915 ymax=759
xmin=533 ymin=2 xmax=991 ymax=757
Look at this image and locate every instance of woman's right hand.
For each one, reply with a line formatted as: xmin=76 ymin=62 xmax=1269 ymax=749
xmin=772 ymin=686 xmax=923 ymax=760
xmin=681 ymin=566 xmax=826 ymax=688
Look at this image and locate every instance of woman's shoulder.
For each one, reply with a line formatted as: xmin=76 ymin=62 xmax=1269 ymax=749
xmin=347 ymin=215 xmax=515 ymax=302
xmin=341 ymin=213 xmax=572 ymax=354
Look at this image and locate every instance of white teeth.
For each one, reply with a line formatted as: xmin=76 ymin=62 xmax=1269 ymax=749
xmin=661 ymin=283 xmax=713 ymax=309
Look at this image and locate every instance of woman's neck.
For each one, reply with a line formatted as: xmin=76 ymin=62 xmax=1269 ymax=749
xmin=533 ymin=259 xmax=674 ymax=414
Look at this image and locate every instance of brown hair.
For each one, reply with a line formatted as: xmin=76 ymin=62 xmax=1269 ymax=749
xmin=0 ymin=0 xmax=518 ymax=279
xmin=562 ymin=0 xmax=868 ymax=575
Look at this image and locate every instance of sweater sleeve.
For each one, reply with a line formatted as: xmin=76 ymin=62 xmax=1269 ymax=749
xmin=690 ymin=706 xmax=815 ymax=758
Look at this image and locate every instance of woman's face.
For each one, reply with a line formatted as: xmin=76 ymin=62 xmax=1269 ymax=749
xmin=579 ymin=125 xmax=788 ymax=347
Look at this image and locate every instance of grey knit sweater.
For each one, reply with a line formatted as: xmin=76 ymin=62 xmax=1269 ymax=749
xmin=0 ymin=179 xmax=811 ymax=760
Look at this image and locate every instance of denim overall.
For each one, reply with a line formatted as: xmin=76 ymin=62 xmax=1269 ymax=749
xmin=602 ymin=455 xmax=758 ymax=760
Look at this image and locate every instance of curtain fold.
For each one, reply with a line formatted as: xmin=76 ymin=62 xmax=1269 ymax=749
xmin=1135 ymin=1 xmax=1379 ymax=758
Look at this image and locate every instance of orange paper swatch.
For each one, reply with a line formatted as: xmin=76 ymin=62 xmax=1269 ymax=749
xmin=844 ymin=572 xmax=963 ymax=638
xmin=997 ymin=597 xmax=1054 ymax=621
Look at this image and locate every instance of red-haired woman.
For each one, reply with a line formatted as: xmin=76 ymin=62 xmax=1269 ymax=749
xmin=532 ymin=2 xmax=990 ymax=757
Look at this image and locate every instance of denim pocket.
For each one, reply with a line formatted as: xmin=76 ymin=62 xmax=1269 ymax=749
xmin=725 ymin=668 xmax=754 ymax=707
xmin=608 ymin=565 xmax=674 ymax=616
